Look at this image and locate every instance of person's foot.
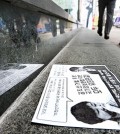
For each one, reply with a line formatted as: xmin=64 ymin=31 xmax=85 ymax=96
xmin=97 ymin=30 xmax=102 ymax=36
xmin=104 ymin=34 xmax=109 ymax=40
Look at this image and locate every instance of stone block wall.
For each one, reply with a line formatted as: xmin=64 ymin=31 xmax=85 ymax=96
xmin=0 ymin=0 xmax=78 ymax=65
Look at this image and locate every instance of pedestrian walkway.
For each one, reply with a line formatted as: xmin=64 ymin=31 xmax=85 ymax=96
xmin=110 ymin=26 xmax=120 ymax=45
xmin=93 ymin=26 xmax=120 ymax=45
xmin=1 ymin=28 xmax=120 ymax=134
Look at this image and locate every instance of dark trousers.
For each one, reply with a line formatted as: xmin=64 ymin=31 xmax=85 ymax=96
xmin=98 ymin=0 xmax=116 ymax=34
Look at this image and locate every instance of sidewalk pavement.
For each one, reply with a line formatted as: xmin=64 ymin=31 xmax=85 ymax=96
xmin=1 ymin=28 xmax=120 ymax=134
xmin=93 ymin=26 xmax=120 ymax=45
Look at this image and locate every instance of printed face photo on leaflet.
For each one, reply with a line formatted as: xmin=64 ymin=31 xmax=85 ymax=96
xmin=71 ymin=101 xmax=120 ymax=124
xmin=69 ymin=67 xmax=96 ymax=73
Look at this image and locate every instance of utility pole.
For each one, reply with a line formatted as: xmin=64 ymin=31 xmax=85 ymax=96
xmin=77 ymin=0 xmax=80 ymax=22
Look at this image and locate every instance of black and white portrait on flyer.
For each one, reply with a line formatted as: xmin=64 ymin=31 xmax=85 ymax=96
xmin=32 ymin=65 xmax=120 ymax=130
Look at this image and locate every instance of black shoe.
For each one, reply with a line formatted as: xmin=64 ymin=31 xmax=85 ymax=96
xmin=104 ymin=34 xmax=109 ymax=40
xmin=97 ymin=30 xmax=102 ymax=36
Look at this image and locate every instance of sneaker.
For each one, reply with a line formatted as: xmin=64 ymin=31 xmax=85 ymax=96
xmin=104 ymin=34 xmax=109 ymax=40
xmin=97 ymin=30 xmax=102 ymax=36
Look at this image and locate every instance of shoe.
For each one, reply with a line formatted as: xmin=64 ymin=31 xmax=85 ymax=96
xmin=104 ymin=34 xmax=109 ymax=40
xmin=97 ymin=30 xmax=102 ymax=36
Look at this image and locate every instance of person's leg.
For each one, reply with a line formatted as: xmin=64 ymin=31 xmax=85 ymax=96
xmin=104 ymin=0 xmax=116 ymax=39
xmin=98 ymin=0 xmax=106 ymax=36
xmin=86 ymin=10 xmax=92 ymax=28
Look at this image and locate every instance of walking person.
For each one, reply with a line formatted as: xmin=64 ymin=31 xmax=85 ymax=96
xmin=86 ymin=0 xmax=93 ymax=28
xmin=97 ymin=0 xmax=116 ymax=39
